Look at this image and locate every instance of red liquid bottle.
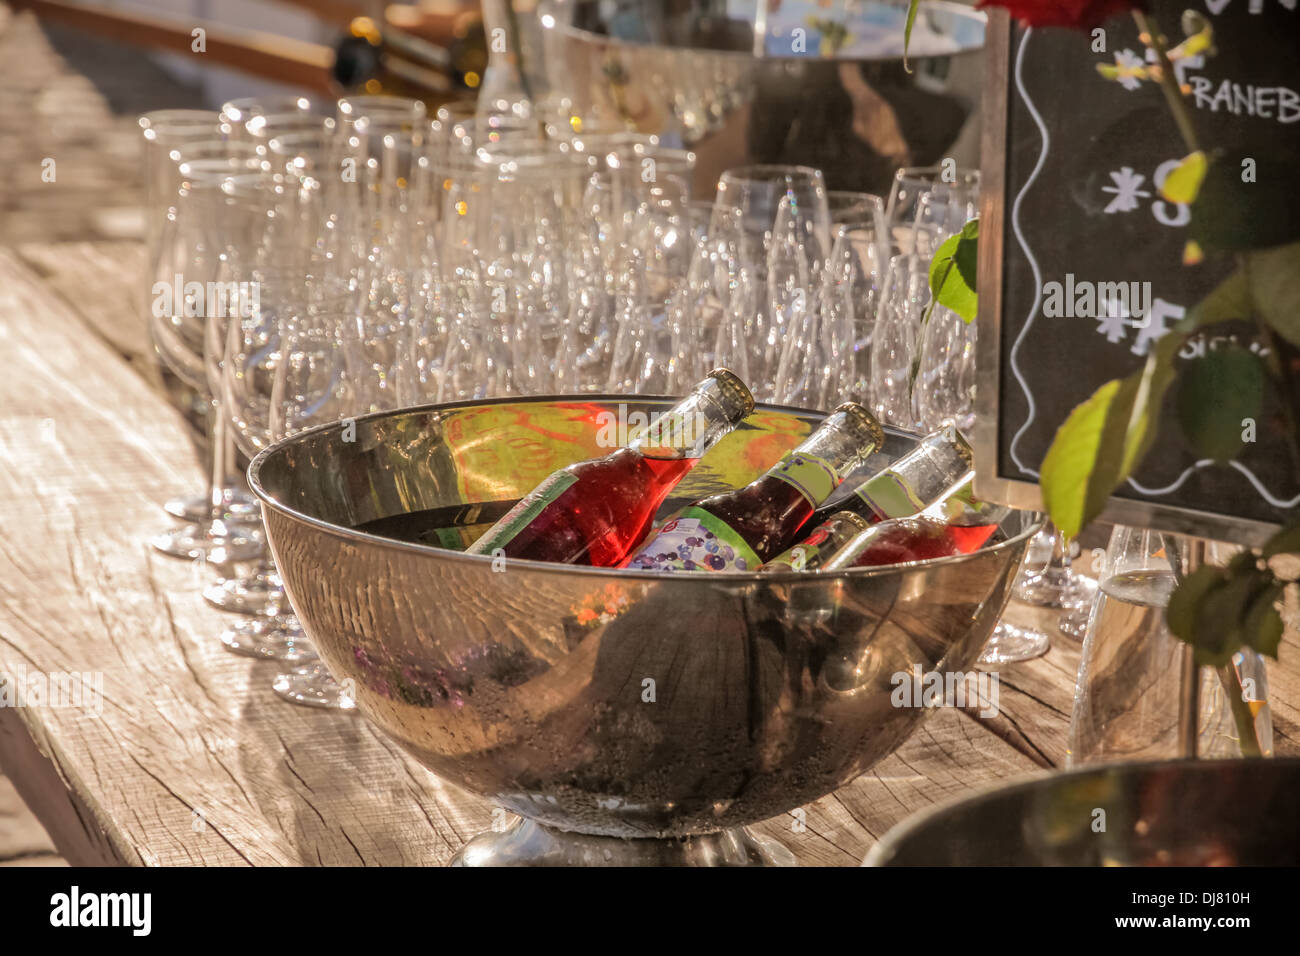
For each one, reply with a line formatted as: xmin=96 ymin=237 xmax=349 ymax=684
xmin=626 ymin=403 xmax=884 ymax=572
xmin=928 ymin=484 xmax=1013 ymax=554
xmin=763 ymin=514 xmax=964 ymax=572
xmin=466 ymin=370 xmax=754 ymax=566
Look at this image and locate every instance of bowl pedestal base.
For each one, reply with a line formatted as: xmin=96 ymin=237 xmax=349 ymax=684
xmin=450 ymin=817 xmax=796 ymax=867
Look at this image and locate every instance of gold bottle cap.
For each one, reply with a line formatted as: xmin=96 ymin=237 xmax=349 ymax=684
xmin=832 ymin=402 xmax=885 ymax=454
xmin=945 ymin=426 xmax=975 ymax=468
xmin=826 ymin=510 xmax=873 ymax=533
xmin=703 ymin=368 xmax=756 ymax=423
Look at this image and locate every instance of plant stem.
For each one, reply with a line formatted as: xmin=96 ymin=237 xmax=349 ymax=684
xmin=1240 ymin=254 xmax=1300 ymax=477
xmin=1218 ymin=661 xmax=1263 ymax=758
xmin=1132 ymin=11 xmax=1200 ymax=155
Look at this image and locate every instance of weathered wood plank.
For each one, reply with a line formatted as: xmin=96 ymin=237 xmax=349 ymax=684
xmin=0 ymin=244 xmax=1075 ymax=866
xmin=0 ymin=772 xmax=59 ymax=865
xmin=15 ymin=242 xmax=154 ymax=384
xmin=0 ymin=248 xmax=498 ymax=865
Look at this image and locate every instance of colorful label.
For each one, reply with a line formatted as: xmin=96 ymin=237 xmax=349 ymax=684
xmin=467 ymin=470 xmax=578 ymax=554
xmin=626 ymin=507 xmax=761 ymax=572
xmin=765 ymin=514 xmax=868 ymax=571
xmin=924 ymin=478 xmax=978 ymax=523
xmin=769 ymin=452 xmax=840 ymax=507
xmin=854 ymin=469 xmax=928 ymax=520
xmin=428 ymin=525 xmax=479 ymax=551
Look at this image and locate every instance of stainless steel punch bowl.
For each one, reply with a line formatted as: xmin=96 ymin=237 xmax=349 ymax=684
xmin=249 ymin=397 xmax=1041 ymax=864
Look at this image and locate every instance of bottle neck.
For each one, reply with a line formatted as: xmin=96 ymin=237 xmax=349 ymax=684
xmin=852 ymin=429 xmax=973 ymax=520
xmin=629 ymin=372 xmax=751 ymax=460
xmin=765 ymin=406 xmax=883 ymax=507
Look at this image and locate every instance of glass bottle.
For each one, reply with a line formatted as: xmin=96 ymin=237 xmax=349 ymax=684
xmin=806 ymin=424 xmax=973 ymax=530
xmin=626 ymin=403 xmax=885 ymax=572
xmin=761 ymin=511 xmax=871 ymax=573
xmin=466 ymin=369 xmax=754 ymax=565
xmin=765 ymin=514 xmax=963 ymax=572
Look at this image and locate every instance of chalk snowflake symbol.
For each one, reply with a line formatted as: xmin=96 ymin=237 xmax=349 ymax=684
xmin=1111 ymin=49 xmax=1146 ymax=91
xmin=1096 ymin=300 xmax=1129 ymax=344
xmin=1205 ymin=0 xmax=1297 ymax=15
xmin=1101 ymin=167 xmax=1151 ymax=214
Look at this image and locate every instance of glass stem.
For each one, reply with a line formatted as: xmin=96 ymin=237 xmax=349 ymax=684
xmin=209 ymin=401 xmax=232 ymax=520
xmin=1167 ymin=534 xmax=1202 ymax=758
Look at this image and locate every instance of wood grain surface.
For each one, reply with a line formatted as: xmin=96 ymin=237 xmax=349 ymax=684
xmin=0 ymin=0 xmax=1296 ymax=868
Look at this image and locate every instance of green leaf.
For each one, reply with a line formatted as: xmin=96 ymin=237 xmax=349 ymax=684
xmin=1178 ymin=268 xmax=1250 ymax=333
xmin=956 ymin=217 xmax=979 ymax=287
xmin=1191 ymin=153 xmax=1300 ymax=252
xmin=1262 ymin=522 xmax=1300 ymax=558
xmin=1159 ymin=151 xmax=1208 ymax=205
xmin=1176 ymin=345 xmax=1265 ymax=461
xmin=1041 ymin=377 xmax=1139 ymax=541
xmin=1041 ymin=334 xmax=1182 ymax=539
xmin=1191 ymin=571 xmax=1260 ymax=667
xmin=1167 ymin=565 xmax=1224 ymax=644
xmin=903 ymin=0 xmax=920 ymax=73
xmin=927 ymin=219 xmax=979 ymax=322
xmin=1242 ymin=582 xmax=1284 ymax=659
xmin=1245 ymin=242 xmax=1300 ymax=349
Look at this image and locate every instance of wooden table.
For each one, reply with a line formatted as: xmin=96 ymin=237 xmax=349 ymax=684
xmin=1 ymin=3 xmax=1297 ymax=868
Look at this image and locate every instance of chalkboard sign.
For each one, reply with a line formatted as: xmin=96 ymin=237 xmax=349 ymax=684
xmin=973 ymin=3 xmax=1300 ymax=546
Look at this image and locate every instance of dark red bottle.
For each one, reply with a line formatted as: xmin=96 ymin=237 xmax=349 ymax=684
xmin=840 ymin=517 xmax=965 ymax=568
xmin=626 ymin=403 xmax=884 ymax=572
xmin=466 ymin=370 xmax=754 ymax=566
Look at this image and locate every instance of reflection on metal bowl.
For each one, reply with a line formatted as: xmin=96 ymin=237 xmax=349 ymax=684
xmin=249 ymin=396 xmax=1039 ymax=865
xmin=865 ymin=757 xmax=1300 ymax=865
xmin=536 ymin=0 xmax=987 ymax=195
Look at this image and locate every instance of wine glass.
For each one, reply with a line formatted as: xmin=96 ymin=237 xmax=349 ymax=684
xmin=217 ymin=275 xmax=315 ymax=660
xmin=204 ymin=126 xmax=350 ymax=613
xmin=715 ymin=165 xmax=830 ymax=266
xmin=868 ymin=252 xmax=929 ymax=429
xmin=912 ymin=304 xmax=978 ymax=434
xmin=268 ymin=308 xmax=363 ymax=710
xmin=148 ymin=143 xmax=269 ymax=561
xmin=885 ymin=165 xmax=979 ymax=256
xmin=1016 ymin=523 xmax=1100 ymax=638
xmin=778 ymin=198 xmax=887 ymax=409
xmin=140 ymin=111 xmax=262 ymax=526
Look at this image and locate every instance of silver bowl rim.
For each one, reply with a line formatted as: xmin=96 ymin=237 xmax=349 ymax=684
xmin=860 ymin=755 xmax=1300 ymax=866
xmin=247 ymin=393 xmax=1044 ymax=583
xmin=539 ymin=0 xmax=990 ymax=65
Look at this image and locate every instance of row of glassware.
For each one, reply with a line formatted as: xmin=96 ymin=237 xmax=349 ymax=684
xmin=135 ymin=93 xmax=977 ymax=709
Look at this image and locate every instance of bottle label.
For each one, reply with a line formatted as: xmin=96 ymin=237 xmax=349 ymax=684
xmin=468 ymin=471 xmax=578 ymax=554
xmin=924 ymin=478 xmax=977 ymax=522
xmin=769 ymin=452 xmax=840 ymax=507
xmin=855 ymin=470 xmax=927 ymax=520
xmin=626 ymin=507 xmax=761 ymax=572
